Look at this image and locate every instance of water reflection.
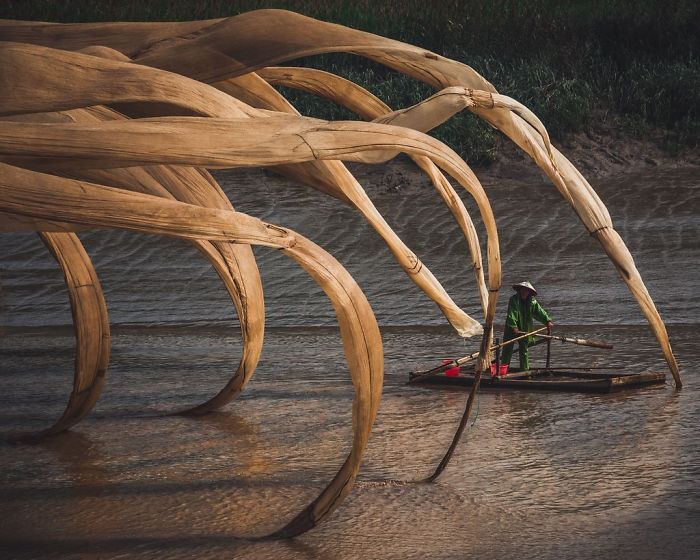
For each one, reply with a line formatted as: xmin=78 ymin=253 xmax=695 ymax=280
xmin=183 ymin=412 xmax=272 ymax=477
xmin=0 ymin=166 xmax=698 ymax=558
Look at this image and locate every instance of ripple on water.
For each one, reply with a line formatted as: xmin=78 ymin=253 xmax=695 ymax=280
xmin=0 ymin=168 xmax=698 ymax=559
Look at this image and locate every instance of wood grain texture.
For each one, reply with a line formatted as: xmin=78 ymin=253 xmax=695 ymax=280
xmin=258 ymin=66 xmax=491 ymax=316
xmin=0 ymin=7 xmax=681 ymax=538
xmin=13 ymin=231 xmax=111 ymax=440
xmin=30 ymin=6 xmax=667 ymax=384
xmin=0 ymin=41 xmax=484 ymax=337
xmin=1 ymin=161 xmax=384 ymax=537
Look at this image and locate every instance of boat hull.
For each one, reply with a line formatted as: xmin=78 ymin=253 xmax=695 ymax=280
xmin=408 ymin=368 xmax=666 ymax=393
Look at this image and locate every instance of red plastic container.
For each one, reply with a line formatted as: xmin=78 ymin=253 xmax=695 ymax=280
xmin=490 ymin=363 xmax=509 ymax=377
xmin=442 ymin=359 xmax=460 ymax=377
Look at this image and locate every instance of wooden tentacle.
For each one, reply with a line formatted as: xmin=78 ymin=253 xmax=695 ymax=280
xmin=67 ymin=104 xmax=267 ymax=414
xmin=14 ymin=231 xmax=111 ymax=439
xmin=470 ymin=108 xmax=681 ymax=386
xmin=1 ymin=162 xmax=383 ymax=538
xmin=61 ymin=165 xmax=266 ymax=415
xmin=0 ymin=116 xmax=501 ymax=327
xmin=0 ymin=162 xmax=295 ymax=247
xmin=184 ymin=238 xmax=265 ymax=414
xmin=90 ymin=161 xmax=267 ymax=415
xmin=265 ymin=234 xmax=383 ymax=538
xmin=40 ymin=7 xmax=669 ymax=384
xmin=0 ymin=19 xmax=214 ymax=56
xmin=0 ymin=42 xmax=482 ymax=337
xmin=0 ymin=41 xmax=253 ymax=119
xmin=256 ymin=66 xmax=489 ymax=316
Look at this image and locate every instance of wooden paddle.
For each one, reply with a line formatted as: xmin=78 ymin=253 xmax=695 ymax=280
xmin=408 ymin=326 xmax=549 ymax=384
xmin=533 ymin=333 xmax=613 ymax=349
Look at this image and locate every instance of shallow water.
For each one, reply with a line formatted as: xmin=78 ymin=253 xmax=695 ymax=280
xmin=0 ymin=165 xmax=698 ymax=559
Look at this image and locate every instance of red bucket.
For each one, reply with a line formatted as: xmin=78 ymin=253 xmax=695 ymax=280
xmin=490 ymin=363 xmax=509 ymax=377
xmin=442 ymin=359 xmax=460 ymax=377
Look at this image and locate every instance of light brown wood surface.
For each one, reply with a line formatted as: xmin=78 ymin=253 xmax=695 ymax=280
xmin=0 ymin=7 xmax=681 ymax=537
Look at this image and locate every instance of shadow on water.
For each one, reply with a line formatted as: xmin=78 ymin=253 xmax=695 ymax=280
xmin=0 ymin=535 xmax=321 ymax=559
xmin=0 ymin=168 xmax=698 ymax=559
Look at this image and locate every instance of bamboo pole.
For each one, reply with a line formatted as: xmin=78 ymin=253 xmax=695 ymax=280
xmin=533 ymin=333 xmax=613 ymax=350
xmin=409 ymin=326 xmax=548 ymax=384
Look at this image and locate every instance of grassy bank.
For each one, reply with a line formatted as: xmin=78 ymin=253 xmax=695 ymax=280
xmin=3 ymin=0 xmax=698 ymax=165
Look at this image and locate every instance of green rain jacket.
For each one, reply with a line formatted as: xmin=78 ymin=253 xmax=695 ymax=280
xmin=503 ymin=293 xmax=551 ymax=342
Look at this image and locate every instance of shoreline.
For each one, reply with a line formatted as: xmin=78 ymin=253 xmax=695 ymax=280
xmin=342 ymin=126 xmax=700 ymax=193
xmin=485 ymin=124 xmax=700 ymax=183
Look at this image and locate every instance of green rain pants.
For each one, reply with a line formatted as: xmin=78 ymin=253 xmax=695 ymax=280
xmin=500 ymin=336 xmax=530 ymax=371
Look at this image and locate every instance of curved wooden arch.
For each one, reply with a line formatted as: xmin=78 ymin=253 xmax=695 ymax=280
xmin=5 ymin=104 xmax=266 ymax=418
xmin=1 ymin=162 xmax=383 ymax=536
xmin=256 ymin=67 xmax=492 ymax=316
xmin=13 ymin=231 xmax=111 ymax=440
xmin=0 ymin=9 xmax=683 ymax=539
xmin=4 ymin=8 xmax=671 ymax=383
xmin=0 ymin=114 xmax=503 ymax=318
xmin=0 ymin=41 xmax=485 ymax=337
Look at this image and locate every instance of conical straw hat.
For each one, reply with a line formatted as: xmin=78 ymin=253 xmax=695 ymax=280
xmin=512 ymin=281 xmax=537 ymax=295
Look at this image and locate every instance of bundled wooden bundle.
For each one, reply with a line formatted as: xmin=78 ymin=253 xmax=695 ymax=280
xmin=0 ymin=9 xmax=680 ymax=537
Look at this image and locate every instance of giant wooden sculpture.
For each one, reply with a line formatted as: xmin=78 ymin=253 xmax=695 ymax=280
xmin=0 ymin=9 xmax=681 ymax=538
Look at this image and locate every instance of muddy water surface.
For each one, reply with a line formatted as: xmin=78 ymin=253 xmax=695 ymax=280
xmin=0 ymin=166 xmax=698 ymax=559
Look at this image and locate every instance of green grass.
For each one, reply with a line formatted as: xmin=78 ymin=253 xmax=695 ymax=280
xmin=2 ymin=0 xmax=698 ymax=164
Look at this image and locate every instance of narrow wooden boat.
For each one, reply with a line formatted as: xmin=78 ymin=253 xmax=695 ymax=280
xmin=408 ymin=367 xmax=666 ymax=393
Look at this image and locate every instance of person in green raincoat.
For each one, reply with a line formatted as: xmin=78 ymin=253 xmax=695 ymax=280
xmin=501 ymin=281 xmax=554 ymax=371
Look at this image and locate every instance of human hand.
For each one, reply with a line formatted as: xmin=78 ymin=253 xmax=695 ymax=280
xmin=546 ymin=321 xmax=554 ymax=334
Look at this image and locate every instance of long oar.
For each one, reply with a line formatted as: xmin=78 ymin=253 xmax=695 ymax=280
xmin=409 ymin=326 xmax=548 ymax=384
xmin=533 ymin=333 xmax=613 ymax=349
